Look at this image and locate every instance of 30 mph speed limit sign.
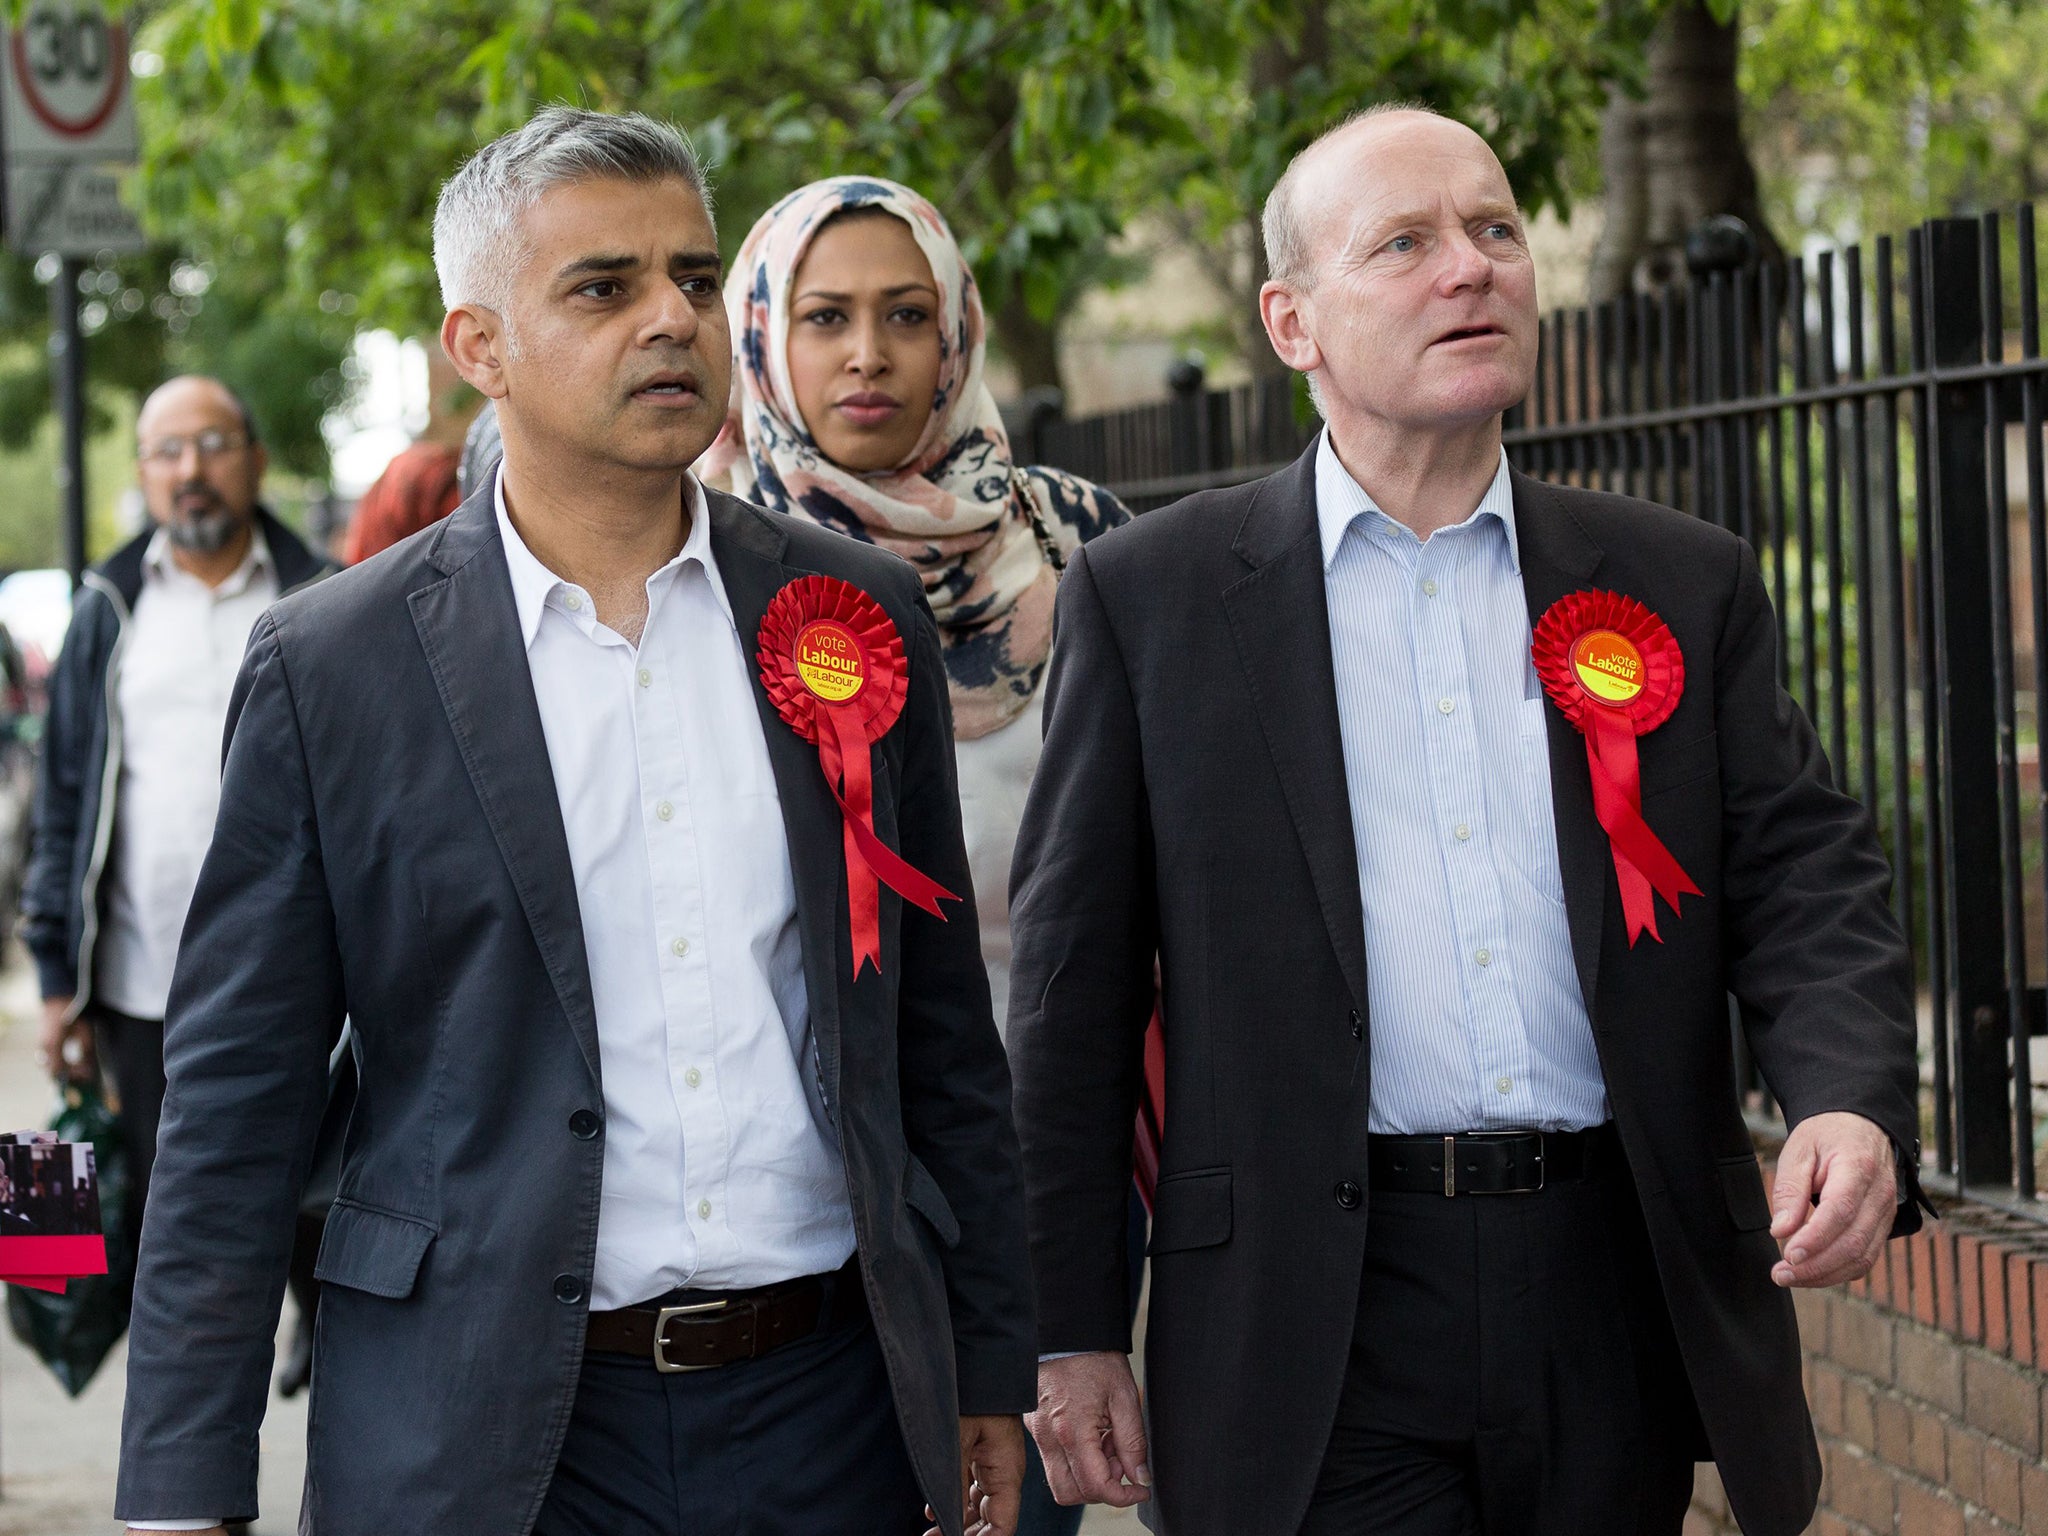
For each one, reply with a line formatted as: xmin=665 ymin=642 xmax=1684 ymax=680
xmin=0 ymin=1 xmax=143 ymax=255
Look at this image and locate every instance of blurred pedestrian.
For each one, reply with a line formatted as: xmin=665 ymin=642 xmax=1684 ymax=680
xmin=114 ymin=108 xmax=1032 ymax=1536
xmin=23 ymin=374 xmax=334 ymax=1249
xmin=1009 ymin=106 xmax=1929 ymax=1536
xmin=344 ymin=440 xmax=460 ymax=563
xmin=721 ymin=176 xmax=1128 ymax=1536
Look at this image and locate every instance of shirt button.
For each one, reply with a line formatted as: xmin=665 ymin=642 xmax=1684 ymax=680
xmin=568 ymin=1109 xmax=600 ymax=1140
xmin=1422 ymin=579 xmax=1439 ymax=597
xmin=1454 ymin=824 xmax=1471 ymax=841
xmin=656 ymin=801 xmax=674 ymax=821
xmin=1496 ymin=1077 xmax=1514 ymax=1095
xmin=672 ymin=936 xmax=689 ymax=958
xmin=697 ymin=1199 xmax=713 ymax=1220
xmin=553 ymin=1273 xmax=584 ymax=1305
xmin=684 ymin=1067 xmax=702 ymax=1089
xmin=564 ymin=593 xmax=583 ymax=612
xmin=1334 ymin=1180 xmax=1362 ymax=1210
xmin=1475 ymin=948 xmax=1492 ymax=967
xmin=637 ymin=668 xmax=652 ymax=688
xmin=1437 ymin=697 xmax=1454 ymax=715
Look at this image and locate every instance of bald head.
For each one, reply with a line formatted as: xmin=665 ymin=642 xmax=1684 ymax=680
xmin=1263 ymin=107 xmax=1511 ymax=291
xmin=135 ymin=374 xmax=267 ymax=560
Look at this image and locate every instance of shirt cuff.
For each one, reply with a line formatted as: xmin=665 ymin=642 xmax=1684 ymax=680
xmin=123 ymin=1522 xmax=223 ymax=1530
xmin=1038 ymin=1351 xmax=1091 ymax=1362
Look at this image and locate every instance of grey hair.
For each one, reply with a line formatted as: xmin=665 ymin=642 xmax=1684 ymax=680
xmin=432 ymin=106 xmax=713 ymax=320
xmin=1261 ymin=101 xmax=1441 ymax=292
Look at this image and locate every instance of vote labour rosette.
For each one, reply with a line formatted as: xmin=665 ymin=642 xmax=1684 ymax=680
xmin=1531 ymin=590 xmax=1703 ymax=946
xmin=757 ymin=575 xmax=959 ymax=977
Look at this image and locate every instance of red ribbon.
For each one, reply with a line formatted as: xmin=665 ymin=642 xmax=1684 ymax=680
xmin=1532 ymin=590 xmax=1702 ymax=945
xmin=757 ymin=576 xmax=959 ymax=978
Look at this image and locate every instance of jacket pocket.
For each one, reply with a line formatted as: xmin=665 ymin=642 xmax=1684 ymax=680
xmin=1643 ymin=731 xmax=1721 ymax=801
xmin=1147 ymin=1167 xmax=1232 ymax=1256
xmin=904 ymin=1156 xmax=961 ymax=1248
xmin=1717 ymin=1154 xmax=1773 ymax=1233
xmin=314 ymin=1198 xmax=438 ymax=1298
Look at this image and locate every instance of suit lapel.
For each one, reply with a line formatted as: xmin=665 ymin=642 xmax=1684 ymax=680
xmin=408 ymin=489 xmax=601 ymax=1085
xmin=1509 ymin=469 xmax=1610 ymax=1019
xmin=1221 ymin=444 xmax=1371 ymax=1018
xmin=705 ymin=491 xmax=848 ymax=1111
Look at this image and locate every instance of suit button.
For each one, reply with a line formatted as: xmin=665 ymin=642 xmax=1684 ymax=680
xmin=569 ymin=1110 xmax=600 ymax=1140
xmin=1335 ymin=1180 xmax=1362 ymax=1210
xmin=1348 ymin=1009 xmax=1363 ymax=1040
xmin=553 ymin=1273 xmax=585 ymax=1304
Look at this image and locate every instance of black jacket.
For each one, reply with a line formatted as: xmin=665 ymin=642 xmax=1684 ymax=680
xmin=1007 ymin=442 xmax=1925 ymax=1536
xmin=21 ymin=509 xmax=333 ymax=1007
xmin=114 ymin=486 xmax=1034 ymax=1533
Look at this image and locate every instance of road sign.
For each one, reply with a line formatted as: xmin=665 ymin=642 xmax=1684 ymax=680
xmin=1 ymin=2 xmax=143 ymax=256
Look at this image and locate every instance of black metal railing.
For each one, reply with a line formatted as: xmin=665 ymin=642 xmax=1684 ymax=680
xmin=1037 ymin=209 xmax=2048 ymax=1210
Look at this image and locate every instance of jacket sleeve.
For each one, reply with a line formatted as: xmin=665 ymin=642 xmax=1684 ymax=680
xmin=891 ymin=569 xmax=1039 ymax=1417
xmin=115 ymin=613 xmax=344 ymax=1524
xmin=1005 ymin=546 xmax=1158 ymax=1354
xmin=22 ymin=588 xmax=108 ymax=999
xmin=1714 ymin=537 xmax=1928 ymax=1229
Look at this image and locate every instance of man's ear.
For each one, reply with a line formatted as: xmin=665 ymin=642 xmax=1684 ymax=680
xmin=1259 ymin=280 xmax=1322 ymax=378
xmin=441 ymin=305 xmax=511 ymax=401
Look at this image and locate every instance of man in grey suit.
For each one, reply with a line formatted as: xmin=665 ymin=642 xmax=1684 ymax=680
xmin=116 ymin=108 xmax=1032 ymax=1536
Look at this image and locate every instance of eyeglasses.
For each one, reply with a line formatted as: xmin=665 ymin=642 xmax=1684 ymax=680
xmin=138 ymin=430 xmax=249 ymax=466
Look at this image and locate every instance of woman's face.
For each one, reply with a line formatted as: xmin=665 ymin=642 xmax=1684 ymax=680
xmin=785 ymin=211 xmax=944 ymax=473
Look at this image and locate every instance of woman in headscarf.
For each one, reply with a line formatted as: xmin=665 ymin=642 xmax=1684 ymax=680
xmin=724 ymin=176 xmax=1130 ymax=1536
xmin=724 ymin=176 xmax=1125 ymax=1026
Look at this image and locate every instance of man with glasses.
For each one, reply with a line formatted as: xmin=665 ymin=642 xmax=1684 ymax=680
xmin=24 ymin=374 xmax=333 ymax=1258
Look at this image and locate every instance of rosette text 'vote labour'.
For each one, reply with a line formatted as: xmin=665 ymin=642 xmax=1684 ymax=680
xmin=1533 ymin=589 xmax=1703 ymax=945
xmin=758 ymin=575 xmax=960 ymax=976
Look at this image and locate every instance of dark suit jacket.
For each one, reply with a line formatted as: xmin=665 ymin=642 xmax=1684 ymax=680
xmin=114 ymin=486 xmax=1035 ymax=1535
xmin=1007 ymin=441 xmax=1922 ymax=1536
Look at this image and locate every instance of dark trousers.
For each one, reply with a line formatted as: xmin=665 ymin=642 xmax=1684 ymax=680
xmin=92 ymin=1005 xmax=165 ymax=1244
xmin=1299 ymin=1142 xmax=1704 ymax=1536
xmin=536 ymin=1298 xmax=926 ymax=1536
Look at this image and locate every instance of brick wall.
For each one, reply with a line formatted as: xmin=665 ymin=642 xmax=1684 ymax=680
xmin=1686 ymin=1182 xmax=2048 ymax=1534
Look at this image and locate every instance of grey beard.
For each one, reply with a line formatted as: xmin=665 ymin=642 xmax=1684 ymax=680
xmin=166 ymin=506 xmax=242 ymax=553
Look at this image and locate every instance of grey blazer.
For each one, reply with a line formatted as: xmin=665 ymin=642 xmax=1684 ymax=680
xmin=114 ymin=486 xmax=1035 ymax=1534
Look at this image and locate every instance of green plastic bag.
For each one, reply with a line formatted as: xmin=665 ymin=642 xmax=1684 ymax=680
xmin=5 ymin=1080 xmax=132 ymax=1396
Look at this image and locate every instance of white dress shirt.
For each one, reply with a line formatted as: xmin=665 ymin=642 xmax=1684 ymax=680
xmin=97 ymin=527 xmax=278 ymax=1020
xmin=496 ymin=470 xmax=854 ymax=1307
xmin=1317 ymin=431 xmax=1609 ymax=1134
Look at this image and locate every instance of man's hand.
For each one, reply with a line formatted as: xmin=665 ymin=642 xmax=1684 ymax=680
xmin=39 ymin=995 xmax=92 ymax=1085
xmin=922 ymin=1415 xmax=1025 ymax=1536
xmin=1770 ymin=1110 xmax=1898 ymax=1288
xmin=1027 ymin=1351 xmax=1151 ymax=1509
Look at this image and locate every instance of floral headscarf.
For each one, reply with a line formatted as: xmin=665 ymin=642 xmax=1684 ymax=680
xmin=725 ymin=175 xmax=1124 ymax=739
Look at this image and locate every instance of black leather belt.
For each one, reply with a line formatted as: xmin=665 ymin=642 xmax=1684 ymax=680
xmin=586 ymin=1257 xmax=866 ymax=1372
xmin=1367 ymin=1123 xmax=1617 ymax=1196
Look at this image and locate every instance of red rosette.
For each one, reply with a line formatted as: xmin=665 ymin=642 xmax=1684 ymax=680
xmin=1532 ymin=589 xmax=1701 ymax=946
xmin=757 ymin=576 xmax=957 ymax=978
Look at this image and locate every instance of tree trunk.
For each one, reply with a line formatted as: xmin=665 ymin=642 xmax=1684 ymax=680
xmin=1588 ymin=0 xmax=1781 ymax=302
xmin=992 ymin=277 xmax=1064 ymax=391
xmin=1233 ymin=4 xmax=1330 ymax=379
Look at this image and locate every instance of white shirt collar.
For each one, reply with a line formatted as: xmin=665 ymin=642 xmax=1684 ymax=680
xmin=142 ymin=520 xmax=274 ymax=596
xmin=493 ymin=467 xmax=722 ymax=650
xmin=1313 ymin=429 xmax=1519 ymax=574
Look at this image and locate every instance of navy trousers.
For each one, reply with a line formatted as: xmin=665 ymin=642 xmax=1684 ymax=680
xmin=535 ymin=1299 xmax=926 ymax=1536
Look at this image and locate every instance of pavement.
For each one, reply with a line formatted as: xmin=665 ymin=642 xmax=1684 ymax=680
xmin=0 ymin=949 xmax=1144 ymax=1534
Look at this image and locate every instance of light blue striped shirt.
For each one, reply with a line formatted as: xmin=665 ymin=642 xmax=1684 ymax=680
xmin=1317 ymin=431 xmax=1609 ymax=1135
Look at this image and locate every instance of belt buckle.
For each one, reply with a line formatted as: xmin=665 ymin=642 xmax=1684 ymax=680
xmin=1448 ymin=1131 xmax=1546 ymax=1197
xmin=652 ymin=1299 xmax=730 ymax=1374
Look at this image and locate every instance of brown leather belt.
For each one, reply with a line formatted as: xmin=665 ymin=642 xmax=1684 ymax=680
xmin=1367 ymin=1124 xmax=1618 ymax=1196
xmin=585 ymin=1258 xmax=866 ymax=1372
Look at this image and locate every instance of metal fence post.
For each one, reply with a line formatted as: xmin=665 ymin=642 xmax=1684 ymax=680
xmin=1922 ymin=217 xmax=2016 ymax=1188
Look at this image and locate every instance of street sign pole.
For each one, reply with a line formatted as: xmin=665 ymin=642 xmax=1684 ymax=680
xmin=49 ymin=253 xmax=83 ymax=582
xmin=0 ymin=1 xmax=144 ymax=585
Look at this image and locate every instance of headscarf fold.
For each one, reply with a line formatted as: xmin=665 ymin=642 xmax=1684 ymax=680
xmin=725 ymin=176 xmax=1123 ymax=739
